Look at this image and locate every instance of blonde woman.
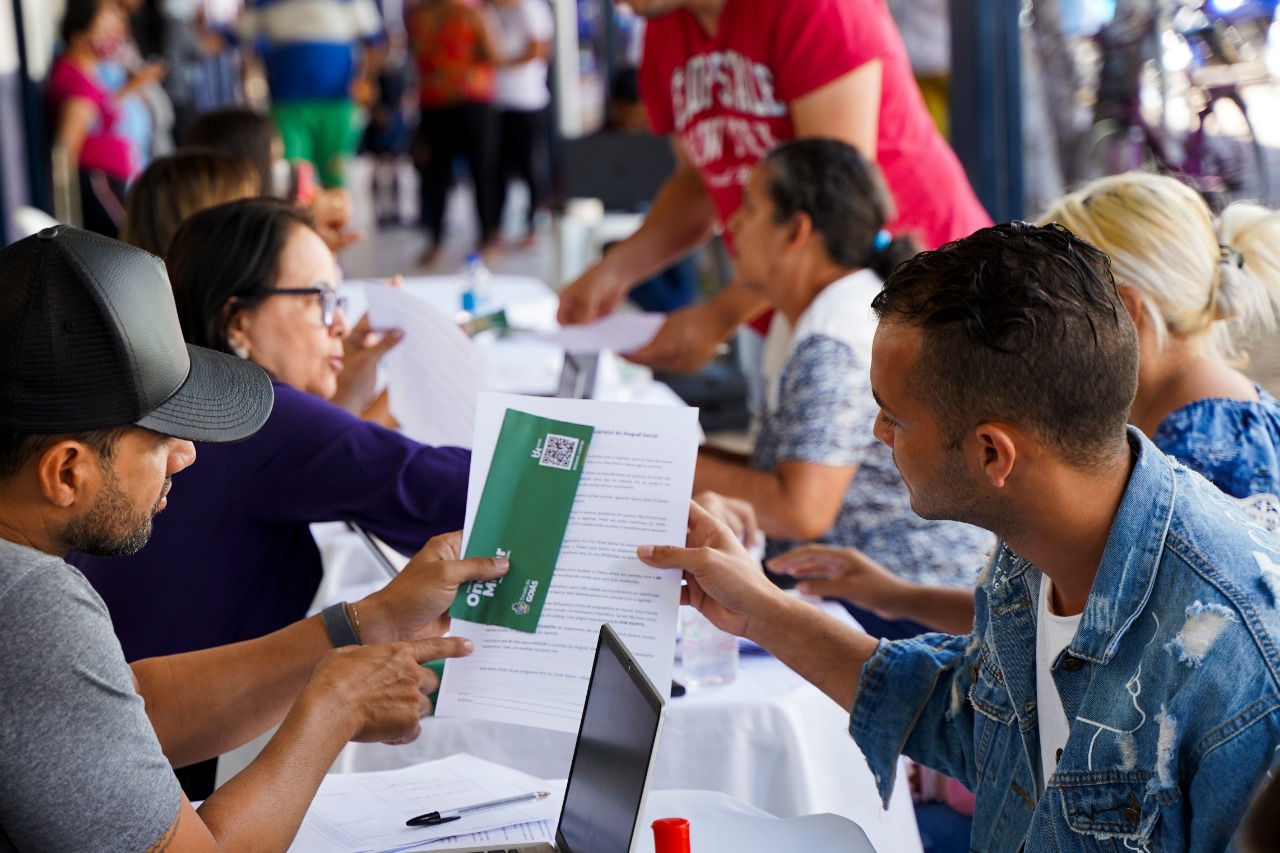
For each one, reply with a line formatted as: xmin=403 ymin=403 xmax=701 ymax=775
xmin=1043 ymin=172 xmax=1280 ymax=503
xmin=769 ymin=172 xmax=1280 ymax=633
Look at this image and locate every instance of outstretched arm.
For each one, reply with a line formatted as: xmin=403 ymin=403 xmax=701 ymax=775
xmin=144 ymin=633 xmax=473 ymax=852
xmin=557 ymin=140 xmax=719 ymax=325
xmin=134 ymin=536 xmax=506 ymax=766
xmin=638 ymin=501 xmax=878 ymax=709
xmin=610 ymin=60 xmax=887 ymax=372
xmin=694 ymin=455 xmax=856 ymax=542
xmin=769 ymin=544 xmax=977 ymax=634
xmin=131 ymin=535 xmax=508 ymax=851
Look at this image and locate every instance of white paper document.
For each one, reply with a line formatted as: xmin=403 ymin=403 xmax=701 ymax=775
xmin=436 ymin=392 xmax=699 ymax=732
xmin=363 ymin=282 xmax=485 ymax=449
xmin=288 ymin=753 xmax=559 ymax=853
xmin=431 ymin=819 xmax=555 ymax=850
xmin=483 ymin=338 xmax=566 ymax=396
xmin=534 ymin=313 xmax=666 ymax=354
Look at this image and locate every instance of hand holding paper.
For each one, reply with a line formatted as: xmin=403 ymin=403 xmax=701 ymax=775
xmin=436 ymin=392 xmax=700 ymax=733
xmin=363 ymin=282 xmax=485 ymax=448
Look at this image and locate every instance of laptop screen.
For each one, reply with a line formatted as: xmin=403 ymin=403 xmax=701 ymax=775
xmin=556 ymin=624 xmax=666 ymax=853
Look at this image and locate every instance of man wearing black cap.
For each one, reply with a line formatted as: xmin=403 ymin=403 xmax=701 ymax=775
xmin=0 ymin=226 xmax=508 ymax=851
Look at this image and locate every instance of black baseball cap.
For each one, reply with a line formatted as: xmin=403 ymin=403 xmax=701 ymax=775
xmin=0 ymin=225 xmax=273 ymax=443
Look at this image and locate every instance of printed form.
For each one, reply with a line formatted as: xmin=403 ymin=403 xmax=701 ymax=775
xmin=436 ymin=392 xmax=699 ymax=732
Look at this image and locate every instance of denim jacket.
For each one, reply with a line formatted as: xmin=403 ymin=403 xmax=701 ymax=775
xmin=850 ymin=430 xmax=1280 ymax=851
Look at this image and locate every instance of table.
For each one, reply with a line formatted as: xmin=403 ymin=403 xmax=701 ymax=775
xmin=329 ymin=659 xmax=919 ymax=852
xmin=219 ymin=529 xmax=921 ymax=853
xmin=344 ymin=274 xmax=561 ymax=334
xmin=227 ymin=521 xmax=922 ymax=851
xmin=229 ymin=272 xmax=921 ymax=850
xmin=345 ymin=274 xmax=673 ymax=401
xmin=314 ymin=626 xmax=920 ymax=853
xmin=637 ymin=790 xmax=876 ymax=853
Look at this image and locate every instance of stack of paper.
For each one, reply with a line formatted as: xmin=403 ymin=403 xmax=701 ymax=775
xmin=288 ymin=754 xmax=560 ymax=853
xmin=362 ymin=282 xmax=486 ymax=449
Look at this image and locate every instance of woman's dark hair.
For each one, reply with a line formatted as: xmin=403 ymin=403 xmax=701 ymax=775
xmin=60 ymin=0 xmax=108 ymax=45
xmin=165 ymin=198 xmax=315 ymax=353
xmin=182 ymin=108 xmax=278 ymax=198
xmin=762 ymin=139 xmax=917 ymax=280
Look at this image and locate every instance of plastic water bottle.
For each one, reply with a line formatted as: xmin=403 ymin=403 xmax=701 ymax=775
xmin=680 ymin=605 xmax=738 ymax=689
xmin=458 ymin=252 xmax=492 ymax=316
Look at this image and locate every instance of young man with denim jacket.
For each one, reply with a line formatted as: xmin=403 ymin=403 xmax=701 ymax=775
xmin=639 ymin=221 xmax=1280 ymax=851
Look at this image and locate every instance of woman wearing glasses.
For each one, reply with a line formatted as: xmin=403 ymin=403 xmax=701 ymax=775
xmin=74 ymin=199 xmax=469 ymax=752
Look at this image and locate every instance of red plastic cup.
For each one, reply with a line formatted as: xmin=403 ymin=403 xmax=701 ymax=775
xmin=652 ymin=817 xmax=691 ymax=853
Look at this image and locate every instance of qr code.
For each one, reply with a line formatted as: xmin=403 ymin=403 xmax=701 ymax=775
xmin=539 ymin=434 xmax=580 ymax=470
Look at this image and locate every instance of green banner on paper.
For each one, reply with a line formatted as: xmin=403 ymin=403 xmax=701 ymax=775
xmin=450 ymin=408 xmax=594 ymax=632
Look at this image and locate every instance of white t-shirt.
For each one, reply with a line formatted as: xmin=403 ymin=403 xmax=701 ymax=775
xmin=490 ymin=0 xmax=554 ymax=111
xmin=1036 ymin=575 xmax=1083 ymax=793
xmin=760 ymin=269 xmax=883 ymax=415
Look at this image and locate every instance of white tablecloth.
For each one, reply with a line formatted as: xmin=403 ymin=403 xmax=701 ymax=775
xmin=344 ymin=274 xmax=561 ymax=334
xmin=637 ymin=789 xmax=877 ymax=853
xmin=320 ymin=642 xmax=919 ymax=853
xmin=219 ymin=524 xmax=920 ymax=851
xmin=259 ymin=525 xmax=920 ymax=852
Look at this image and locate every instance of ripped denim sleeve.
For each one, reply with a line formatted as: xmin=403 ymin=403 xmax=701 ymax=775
xmin=848 ymin=630 xmax=979 ymax=805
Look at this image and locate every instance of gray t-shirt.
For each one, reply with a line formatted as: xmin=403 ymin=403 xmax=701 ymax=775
xmin=0 ymin=538 xmax=180 ymax=851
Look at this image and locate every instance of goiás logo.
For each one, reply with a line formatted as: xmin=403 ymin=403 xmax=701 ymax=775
xmin=511 ymin=578 xmax=539 ymax=615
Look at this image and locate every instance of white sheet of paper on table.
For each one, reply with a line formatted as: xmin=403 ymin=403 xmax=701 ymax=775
xmin=637 ymin=790 xmax=877 ymax=853
xmin=427 ymin=818 xmax=556 ymax=851
xmin=533 ymin=313 xmax=666 ymax=354
xmin=435 ymin=392 xmax=700 ymax=733
xmin=362 ymin=282 xmax=485 ymax=449
xmin=287 ymin=753 xmax=559 ymax=853
xmin=483 ymin=337 xmax=566 ymax=396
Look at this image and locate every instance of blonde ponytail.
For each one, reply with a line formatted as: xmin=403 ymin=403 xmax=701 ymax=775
xmin=1041 ymin=173 xmax=1279 ymax=361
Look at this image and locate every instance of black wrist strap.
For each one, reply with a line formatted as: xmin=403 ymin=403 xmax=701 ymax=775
xmin=322 ymin=602 xmax=362 ymax=647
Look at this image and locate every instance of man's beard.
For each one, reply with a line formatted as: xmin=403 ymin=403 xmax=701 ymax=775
xmin=63 ymin=468 xmax=170 ymax=558
xmin=897 ymin=445 xmax=1021 ymax=541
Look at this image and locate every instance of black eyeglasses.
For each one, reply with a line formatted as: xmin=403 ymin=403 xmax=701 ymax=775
xmin=261 ymin=287 xmax=348 ymax=328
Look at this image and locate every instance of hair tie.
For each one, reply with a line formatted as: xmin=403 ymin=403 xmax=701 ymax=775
xmin=1219 ymin=244 xmax=1244 ymax=269
xmin=873 ymin=229 xmax=892 ymax=252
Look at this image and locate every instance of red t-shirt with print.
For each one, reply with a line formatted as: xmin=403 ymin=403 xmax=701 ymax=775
xmin=640 ymin=0 xmax=991 ymax=253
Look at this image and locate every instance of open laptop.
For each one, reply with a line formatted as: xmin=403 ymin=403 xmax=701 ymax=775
xmin=430 ymin=623 xmax=668 ymax=853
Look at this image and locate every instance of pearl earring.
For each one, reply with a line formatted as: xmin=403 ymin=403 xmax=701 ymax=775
xmin=228 ymin=339 xmax=250 ymax=360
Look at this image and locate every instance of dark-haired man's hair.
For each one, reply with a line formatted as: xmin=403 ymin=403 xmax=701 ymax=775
xmin=165 ymin=197 xmax=315 ymax=353
xmin=182 ymin=108 xmax=278 ymax=200
xmin=870 ymin=221 xmax=1138 ymax=468
xmin=0 ymin=426 xmax=127 ymax=481
xmin=60 ymin=0 xmax=106 ymax=46
xmin=762 ymin=139 xmax=917 ymax=280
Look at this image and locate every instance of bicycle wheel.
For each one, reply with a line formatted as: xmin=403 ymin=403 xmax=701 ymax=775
xmin=1072 ymin=119 xmax=1154 ymax=184
xmin=1190 ymin=90 xmax=1269 ymax=209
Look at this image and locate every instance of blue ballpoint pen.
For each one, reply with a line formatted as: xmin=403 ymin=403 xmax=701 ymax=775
xmin=405 ymin=791 xmax=551 ymax=828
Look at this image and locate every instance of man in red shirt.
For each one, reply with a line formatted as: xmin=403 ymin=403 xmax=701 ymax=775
xmin=558 ymin=0 xmax=990 ymax=371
